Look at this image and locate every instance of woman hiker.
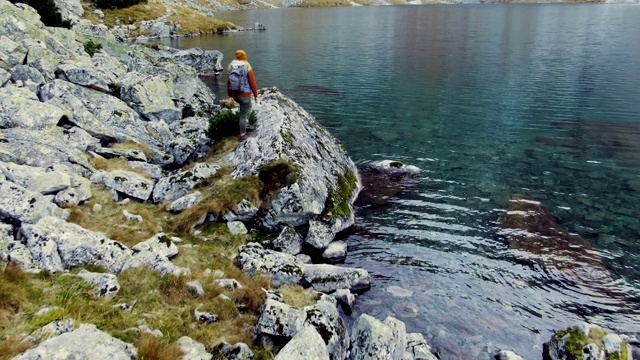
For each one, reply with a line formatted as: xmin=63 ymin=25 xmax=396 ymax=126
xmin=227 ymin=49 xmax=259 ymax=142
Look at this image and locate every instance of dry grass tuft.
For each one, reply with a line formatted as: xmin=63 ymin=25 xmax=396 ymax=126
xmin=168 ymin=168 xmax=262 ymax=233
xmin=89 ymin=156 xmax=110 ymax=170
xmin=83 ymin=0 xmax=167 ymax=29
xmin=0 ymin=264 xmax=27 ymax=314
xmin=67 ymin=185 xmax=167 ymax=247
xmin=0 ymin=337 xmax=33 ymax=360
xmin=113 ymin=140 xmax=154 ymax=160
xmin=168 ymin=7 xmax=235 ymax=35
xmin=278 ymin=285 xmax=320 ymax=308
xmin=136 ymin=333 xmax=183 ymax=360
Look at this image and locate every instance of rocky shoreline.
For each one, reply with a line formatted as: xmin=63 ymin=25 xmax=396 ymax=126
xmin=0 ymin=1 xmax=638 ymax=360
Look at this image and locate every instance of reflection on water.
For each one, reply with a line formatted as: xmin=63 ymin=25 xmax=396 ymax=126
xmin=160 ymin=4 xmax=640 ymax=358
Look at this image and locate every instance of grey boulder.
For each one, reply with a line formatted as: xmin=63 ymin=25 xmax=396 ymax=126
xmin=0 ymin=85 xmax=66 ymax=130
xmin=91 ymin=170 xmax=154 ymax=201
xmin=302 ymin=264 xmax=371 ymax=294
xmin=152 ymin=163 xmax=219 ymax=203
xmin=236 ymin=243 xmax=304 ymax=288
xmin=13 ymin=323 xmax=136 ymax=360
xmin=76 ymin=269 xmax=120 ymax=299
xmin=274 ymin=326 xmax=330 ymax=360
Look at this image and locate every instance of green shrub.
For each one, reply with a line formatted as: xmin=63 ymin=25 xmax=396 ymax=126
xmin=10 ymin=0 xmax=71 ymax=28
xmin=95 ymin=0 xmax=148 ymax=9
xmin=83 ymin=40 xmax=103 ymax=57
xmin=207 ymin=110 xmax=257 ymax=142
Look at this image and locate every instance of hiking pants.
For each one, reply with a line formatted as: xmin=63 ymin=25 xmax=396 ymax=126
xmin=236 ymin=97 xmax=252 ymax=134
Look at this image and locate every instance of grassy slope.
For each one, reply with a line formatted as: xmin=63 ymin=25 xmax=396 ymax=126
xmin=0 ymin=136 xmax=317 ymax=360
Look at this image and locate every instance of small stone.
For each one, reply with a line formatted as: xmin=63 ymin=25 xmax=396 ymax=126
xmin=295 ymin=254 xmax=312 ymax=264
xmin=138 ymin=325 xmax=163 ymax=338
xmin=333 ymin=289 xmax=356 ymax=315
xmin=386 ymin=285 xmax=414 ymax=298
xmin=216 ymin=294 xmax=233 ymax=302
xmin=321 ymin=241 xmax=347 ymax=263
xmin=194 ymin=309 xmax=218 ymax=324
xmin=112 ymin=301 xmax=136 ymax=312
xmin=178 ymin=336 xmax=212 ymax=360
xmin=213 ymin=341 xmax=254 ymax=360
xmin=187 ymin=280 xmax=205 ymax=296
xmin=123 ymin=209 xmax=143 ymax=222
xmin=211 ymin=270 xmax=225 ymax=278
xmin=212 ymin=278 xmax=243 ymax=291
xmin=92 ymin=204 xmax=102 ymax=212
xmin=35 ymin=306 xmax=61 ymax=316
xmin=227 ymin=221 xmax=248 ymax=235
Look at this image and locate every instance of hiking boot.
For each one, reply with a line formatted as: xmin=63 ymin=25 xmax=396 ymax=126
xmin=239 ymin=133 xmax=249 ymax=142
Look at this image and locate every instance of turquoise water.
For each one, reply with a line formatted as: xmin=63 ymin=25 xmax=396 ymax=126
xmin=160 ymin=5 xmax=640 ymax=358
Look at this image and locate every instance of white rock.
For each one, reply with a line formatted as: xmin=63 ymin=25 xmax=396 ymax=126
xmin=495 ymin=350 xmax=524 ymax=360
xmin=321 ymin=240 xmax=347 ymax=263
xmin=123 ymin=210 xmax=143 ymax=223
xmin=91 ymin=170 xmax=154 ymax=201
xmin=405 ymin=333 xmax=438 ymax=360
xmin=186 ymin=280 xmax=205 ymax=296
xmin=274 ymin=326 xmax=329 ymax=360
xmin=13 ymin=324 xmax=137 ymax=360
xmin=0 ymin=223 xmax=13 ymax=262
xmin=22 ymin=318 xmax=75 ymax=343
xmin=350 ymin=314 xmax=406 ymax=360
xmin=178 ymin=336 xmax=212 ymax=360
xmin=76 ymin=269 xmax=120 ymax=299
xmin=168 ymin=191 xmax=203 ymax=212
xmin=212 ymin=278 xmax=243 ymax=290
xmin=236 ymin=243 xmax=304 ymax=288
xmin=227 ymin=221 xmax=248 ymax=235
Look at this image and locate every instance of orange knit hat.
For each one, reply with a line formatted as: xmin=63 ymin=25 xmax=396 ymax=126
xmin=235 ymin=50 xmax=247 ymax=60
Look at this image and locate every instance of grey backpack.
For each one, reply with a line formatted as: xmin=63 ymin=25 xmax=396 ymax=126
xmin=228 ymin=62 xmax=247 ymax=92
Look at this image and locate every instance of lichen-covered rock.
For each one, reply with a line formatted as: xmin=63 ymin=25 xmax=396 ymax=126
xmin=223 ymin=199 xmax=259 ymax=222
xmin=76 ymin=270 xmax=120 ymax=299
xmin=302 ymin=264 xmax=371 ymax=294
xmin=158 ymin=47 xmax=223 ymax=76
xmin=304 ymin=220 xmax=335 ymax=251
xmin=168 ymin=116 xmax=210 ymax=165
xmin=127 ymin=161 xmax=165 ymax=180
xmin=236 ymin=243 xmax=304 ymax=288
xmin=224 ymin=88 xmax=361 ymax=241
xmin=332 ymin=289 xmax=356 ymax=315
xmin=0 ymin=68 xmax=10 ymax=85
xmin=0 ymin=223 xmax=12 ymax=261
xmin=0 ymin=178 xmax=64 ymax=224
xmin=9 ymin=64 xmax=45 ymax=85
xmin=178 ymin=336 xmax=212 ymax=360
xmin=13 ymin=323 xmax=137 ymax=360
xmin=152 ymin=163 xmax=219 ymax=203
xmin=405 ymin=333 xmax=438 ymax=360
xmin=168 ymin=191 xmax=203 ymax=212
xmin=228 ymin=221 xmax=248 ymax=235
xmin=91 ymin=170 xmax=154 ymax=201
xmin=213 ymin=341 xmax=254 ymax=360
xmin=53 ymin=0 xmax=84 ymax=22
xmin=39 ymin=80 xmax=173 ymax=164
xmin=494 ymin=350 xmax=523 ymax=360
xmin=56 ymin=56 xmax=116 ymax=92
xmin=304 ymin=295 xmax=350 ymax=360
xmin=0 ymin=161 xmax=46 ymax=188
xmin=7 ymin=241 xmax=37 ymax=269
xmin=544 ymin=323 xmax=632 ymax=360
xmin=20 ymin=216 xmax=132 ymax=273
xmin=0 ymin=36 xmax=28 ymax=70
xmin=20 ymin=39 xmax=62 ymax=81
xmin=194 ymin=309 xmax=219 ymax=324
xmin=90 ymin=145 xmax=148 ymax=162
xmin=27 ymin=170 xmax=71 ymax=195
xmin=267 ymin=226 xmax=303 ymax=255
xmin=131 ymin=233 xmax=178 ymax=259
xmin=349 ymin=314 xmax=407 ymax=360
xmin=0 ymin=85 xmax=66 ymax=129
xmin=54 ymin=174 xmax=92 ymax=207
xmin=186 ymin=280 xmax=205 ymax=296
xmin=23 ymin=318 xmax=75 ymax=343
xmin=73 ymin=20 xmax=116 ymax=42
xmin=274 ymin=326 xmax=330 ymax=360
xmin=254 ymin=299 xmax=306 ymax=344
xmin=212 ymin=278 xmax=243 ymax=290
xmin=119 ymin=71 xmax=181 ymax=123
xmin=0 ymin=127 xmax=94 ymax=177
xmin=322 ymin=241 xmax=347 ymax=263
